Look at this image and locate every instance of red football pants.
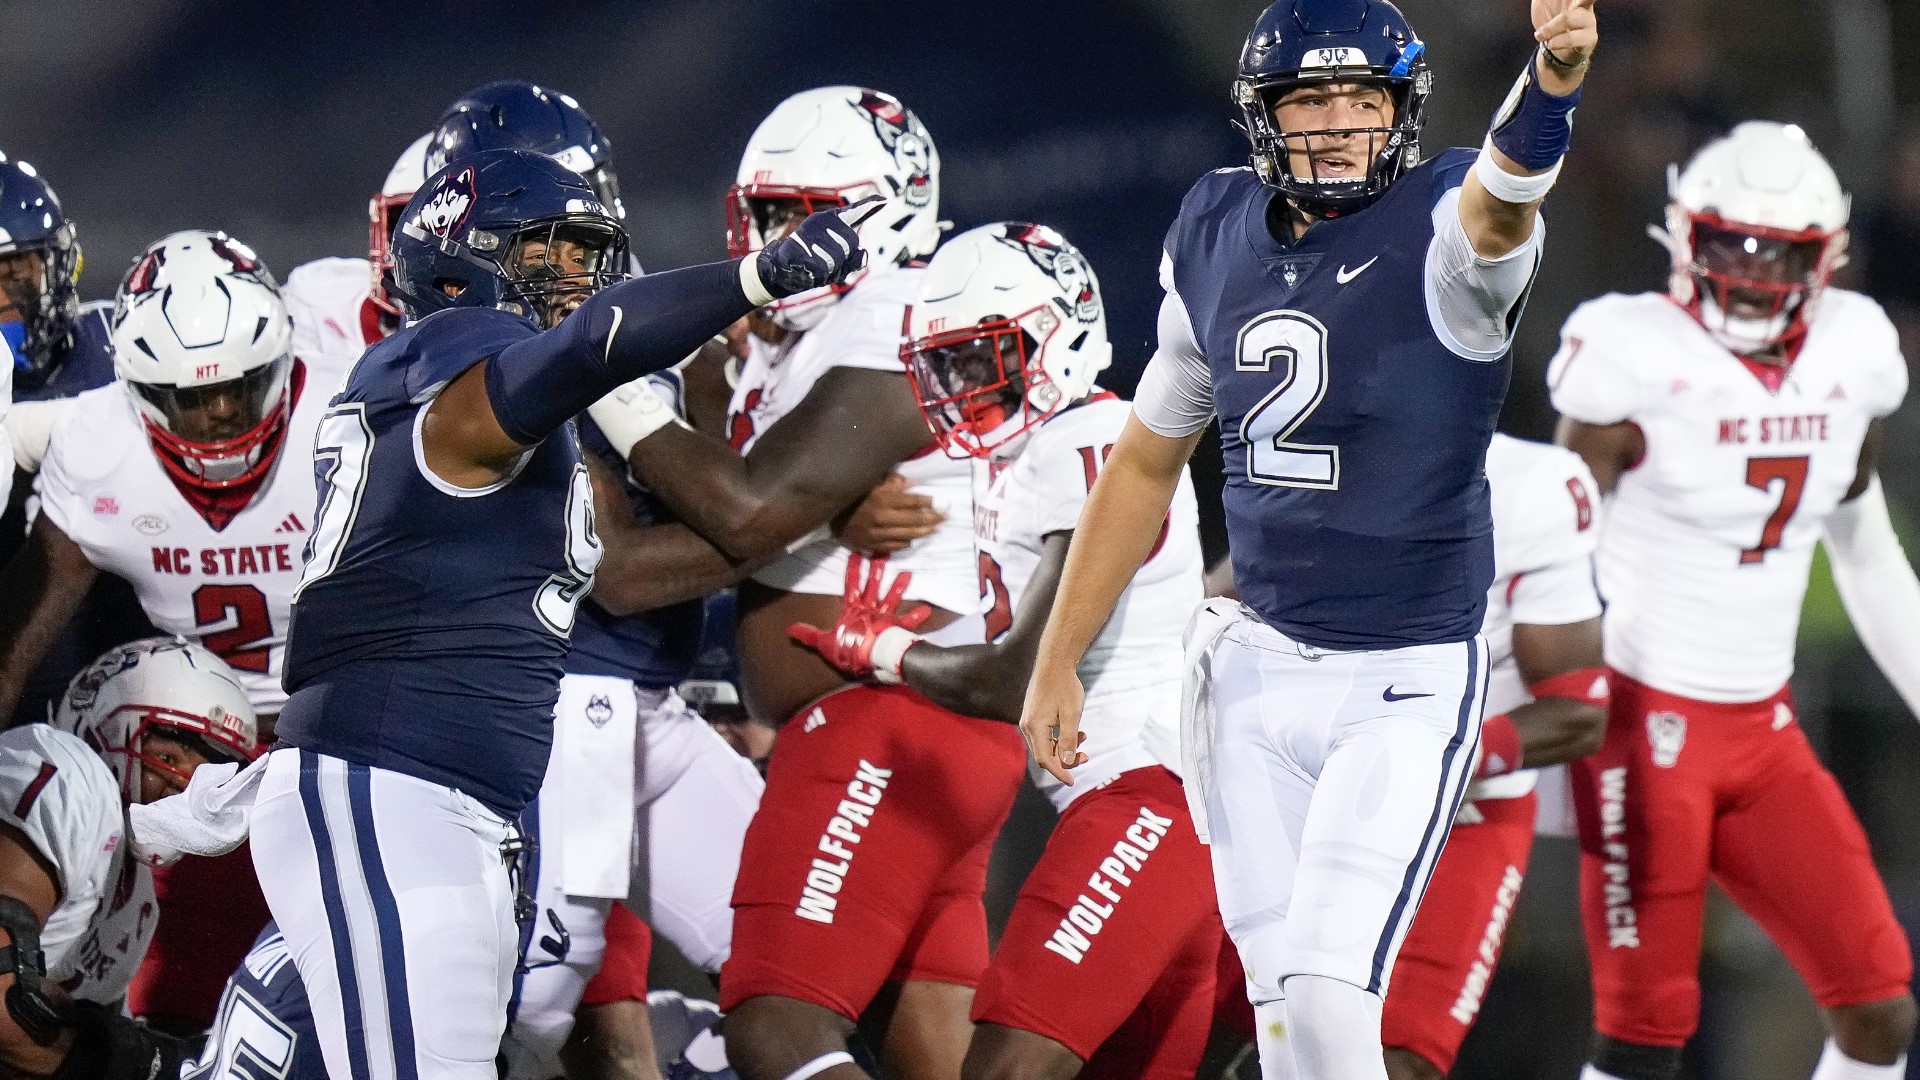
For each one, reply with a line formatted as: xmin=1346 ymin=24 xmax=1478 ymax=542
xmin=973 ymin=766 xmax=1222 ymax=1080
xmin=1571 ymin=673 xmax=1911 ymax=1046
xmin=720 ymin=684 xmax=1025 ymax=1021
xmin=127 ymin=842 xmax=272 ymax=1028
xmin=1381 ymin=793 xmax=1537 ymax=1073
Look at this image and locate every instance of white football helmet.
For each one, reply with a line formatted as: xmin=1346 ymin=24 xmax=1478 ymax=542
xmin=728 ymin=86 xmax=942 ymax=330
xmin=112 ymin=229 xmax=294 ymax=493
xmin=902 ymin=222 xmax=1112 ymax=458
xmin=54 ymin=637 xmax=260 ymax=805
xmin=370 ymin=133 xmax=433 ymax=321
xmin=1657 ymin=121 xmax=1850 ymax=355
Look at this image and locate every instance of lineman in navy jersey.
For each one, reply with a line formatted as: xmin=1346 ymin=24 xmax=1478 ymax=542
xmin=1023 ymin=2 xmax=1599 ymax=1079
xmin=259 ymin=148 xmax=868 ymax=1080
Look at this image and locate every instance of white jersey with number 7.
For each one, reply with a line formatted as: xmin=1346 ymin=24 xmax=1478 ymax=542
xmin=1547 ymin=289 xmax=1906 ymax=703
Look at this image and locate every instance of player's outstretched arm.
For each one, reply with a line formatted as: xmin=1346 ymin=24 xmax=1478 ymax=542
xmin=0 ymin=518 xmax=99 ymax=725
xmin=1457 ymin=0 xmax=1596 ymax=257
xmin=623 ymin=366 xmax=935 ymax=563
xmin=1024 ymin=415 xmax=1203 ymax=784
xmin=423 ymin=204 xmax=871 ymax=486
xmin=1825 ymin=424 xmax=1920 ymax=718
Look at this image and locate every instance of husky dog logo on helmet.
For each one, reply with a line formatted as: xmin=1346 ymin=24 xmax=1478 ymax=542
xmin=996 ymin=224 xmax=1099 ymax=323
xmin=853 ymin=91 xmax=933 ymax=209
xmin=415 ymin=166 xmax=478 ymax=241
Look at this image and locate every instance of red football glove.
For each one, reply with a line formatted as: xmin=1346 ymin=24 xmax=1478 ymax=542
xmin=788 ymin=553 xmax=932 ymax=682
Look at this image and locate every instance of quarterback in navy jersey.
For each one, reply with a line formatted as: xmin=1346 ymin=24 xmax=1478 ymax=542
xmin=255 ymin=147 xmax=869 ymax=1080
xmin=1023 ymin=2 xmax=1598 ymax=1079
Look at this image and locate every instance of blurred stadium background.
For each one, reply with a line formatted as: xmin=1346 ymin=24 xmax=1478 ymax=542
xmin=7 ymin=0 xmax=1917 ymax=1075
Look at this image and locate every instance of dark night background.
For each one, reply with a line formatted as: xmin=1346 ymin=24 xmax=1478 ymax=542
xmin=6 ymin=1 xmax=1920 ymax=1075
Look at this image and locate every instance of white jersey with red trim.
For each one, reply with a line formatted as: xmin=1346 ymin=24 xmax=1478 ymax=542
xmin=725 ymin=268 xmax=980 ymax=619
xmin=976 ymin=395 xmax=1204 ymax=810
xmin=283 ymin=256 xmax=387 ymax=382
xmin=0 ymin=725 xmax=154 ymax=1004
xmin=1548 ymin=290 xmax=1906 ymax=702
xmin=36 ymin=362 xmax=339 ymax=713
xmin=1468 ymin=434 xmax=1605 ymax=805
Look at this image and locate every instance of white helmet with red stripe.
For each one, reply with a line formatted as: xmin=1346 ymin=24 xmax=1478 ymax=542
xmin=369 ymin=133 xmax=433 ymax=321
xmin=111 ymin=229 xmax=294 ymax=494
xmin=727 ymin=86 xmax=942 ymax=331
xmin=1659 ymin=121 xmax=1850 ymax=355
xmin=902 ymin=222 xmax=1111 ymax=458
xmin=53 ymin=636 xmax=260 ymax=805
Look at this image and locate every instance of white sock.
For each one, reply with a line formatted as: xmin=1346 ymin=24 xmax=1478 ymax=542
xmin=1811 ymin=1040 xmax=1907 ymax=1080
xmin=1282 ymin=974 xmax=1387 ymax=1080
xmin=1255 ymin=998 xmax=1301 ymax=1080
xmin=1580 ymin=1068 xmax=1629 ymax=1080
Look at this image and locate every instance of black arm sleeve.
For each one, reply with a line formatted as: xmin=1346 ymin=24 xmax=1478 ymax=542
xmin=484 ymin=259 xmax=755 ymax=446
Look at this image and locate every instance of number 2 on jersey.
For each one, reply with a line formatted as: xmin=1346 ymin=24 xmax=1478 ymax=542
xmin=194 ymin=584 xmax=273 ymax=673
xmin=1238 ymin=311 xmax=1338 ymax=489
xmin=1741 ymin=455 xmax=1809 ymax=564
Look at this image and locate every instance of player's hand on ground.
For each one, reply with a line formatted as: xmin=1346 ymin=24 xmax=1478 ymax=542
xmin=835 ymin=474 xmax=945 ymax=554
xmin=1532 ymin=0 xmax=1596 ymax=68
xmin=755 ymin=198 xmax=883 ymax=299
xmin=788 ymin=553 xmax=931 ymax=682
xmin=1020 ymin=663 xmax=1089 ymax=786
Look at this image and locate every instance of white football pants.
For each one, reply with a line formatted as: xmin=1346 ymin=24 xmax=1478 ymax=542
xmin=250 ymin=748 xmax=518 ymax=1080
xmin=502 ymin=676 xmax=764 ymax=1079
xmin=1202 ymin=618 xmax=1486 ymax=1005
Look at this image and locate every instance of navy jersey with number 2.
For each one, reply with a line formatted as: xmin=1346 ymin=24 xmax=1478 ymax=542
xmin=280 ymin=306 xmax=602 ymax=819
xmin=1143 ymin=148 xmax=1537 ymax=649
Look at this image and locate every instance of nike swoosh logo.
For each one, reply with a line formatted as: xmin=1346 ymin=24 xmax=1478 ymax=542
xmin=1336 ymin=257 xmax=1379 ymax=284
xmin=602 ymin=306 xmax=624 ymax=363
xmin=1382 ymin=686 xmax=1433 ymax=702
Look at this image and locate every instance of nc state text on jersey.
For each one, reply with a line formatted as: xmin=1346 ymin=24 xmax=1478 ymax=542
xmin=150 ymin=544 xmax=299 ymax=576
xmin=1716 ymin=414 xmax=1831 ymax=446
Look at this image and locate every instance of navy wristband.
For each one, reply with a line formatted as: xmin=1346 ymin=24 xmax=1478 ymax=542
xmin=1489 ymin=55 xmax=1581 ymax=170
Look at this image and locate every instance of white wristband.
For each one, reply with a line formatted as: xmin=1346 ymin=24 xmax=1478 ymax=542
xmin=738 ymin=255 xmax=775 ymax=307
xmin=868 ymin=625 xmax=921 ymax=684
xmin=586 ymin=377 xmax=684 ymax=458
xmin=1475 ymin=139 xmax=1563 ymax=205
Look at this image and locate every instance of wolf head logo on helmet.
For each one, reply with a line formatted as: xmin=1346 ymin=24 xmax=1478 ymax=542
xmin=1646 ymin=710 xmax=1687 ymax=768
xmin=996 ymin=224 xmax=1098 ymax=325
xmin=853 ymin=91 xmax=933 ymax=209
xmin=417 ymin=166 xmax=478 ymax=241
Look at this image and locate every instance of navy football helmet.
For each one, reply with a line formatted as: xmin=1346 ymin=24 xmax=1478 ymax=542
xmin=387 ymin=148 xmax=630 ymax=327
xmin=1235 ymin=0 xmax=1432 ymax=216
xmin=0 ymin=155 xmax=81 ymax=374
xmin=427 ymin=80 xmax=624 ymax=220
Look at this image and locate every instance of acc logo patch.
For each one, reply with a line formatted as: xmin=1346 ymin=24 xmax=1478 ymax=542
xmin=132 ymin=514 xmax=169 ymax=536
xmin=415 ymin=166 xmax=477 ymax=241
xmin=1646 ymin=710 xmax=1686 ymax=768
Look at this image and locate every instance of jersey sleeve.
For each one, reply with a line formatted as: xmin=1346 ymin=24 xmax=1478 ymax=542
xmin=32 ymin=394 xmax=88 ymax=537
xmin=403 ymin=307 xmax=540 ymax=402
xmin=0 ymin=727 xmax=119 ymax=903
xmin=1132 ymin=254 xmax=1215 ymax=438
xmin=1845 ymin=293 xmax=1909 ymax=418
xmin=1500 ymin=446 xmax=1602 ymax=625
xmin=1547 ymin=297 xmax=1648 ymax=425
xmin=1425 ymin=185 xmax=1543 ymax=361
xmin=1025 ymin=421 xmax=1102 ymax=538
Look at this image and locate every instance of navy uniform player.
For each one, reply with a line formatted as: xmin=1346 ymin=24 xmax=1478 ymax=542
xmin=1021 ymin=2 xmax=1599 ymax=1079
xmin=259 ymin=147 xmax=868 ymax=1080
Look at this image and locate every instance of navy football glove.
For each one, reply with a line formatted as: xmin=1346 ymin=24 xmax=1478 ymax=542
xmin=753 ymin=199 xmax=880 ymax=300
